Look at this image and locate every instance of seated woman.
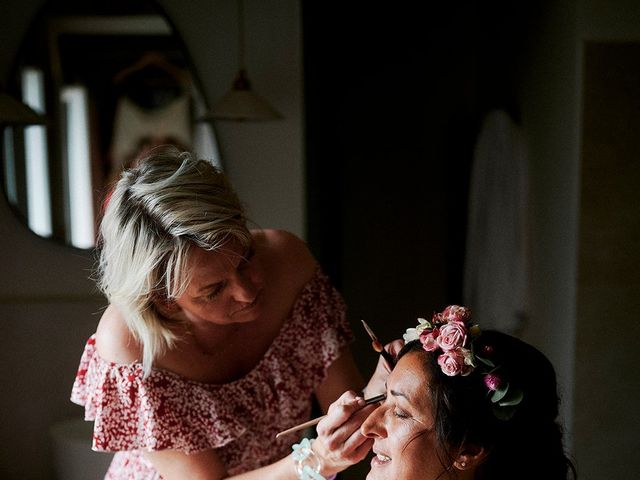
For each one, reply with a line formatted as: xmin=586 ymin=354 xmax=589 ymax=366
xmin=308 ymin=305 xmax=576 ymax=480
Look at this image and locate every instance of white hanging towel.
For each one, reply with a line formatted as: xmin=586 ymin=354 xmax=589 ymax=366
xmin=463 ymin=109 xmax=530 ymax=335
xmin=110 ymin=94 xmax=193 ymax=172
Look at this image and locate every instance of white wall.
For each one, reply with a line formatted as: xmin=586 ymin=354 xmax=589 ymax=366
xmin=0 ymin=0 xmax=303 ymax=477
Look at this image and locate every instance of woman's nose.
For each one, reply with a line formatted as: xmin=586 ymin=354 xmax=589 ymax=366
xmin=361 ymin=405 xmax=386 ymax=438
xmin=231 ymin=270 xmax=259 ymax=303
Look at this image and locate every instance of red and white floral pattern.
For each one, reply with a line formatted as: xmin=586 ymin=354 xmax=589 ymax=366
xmin=71 ymin=268 xmax=352 ymax=479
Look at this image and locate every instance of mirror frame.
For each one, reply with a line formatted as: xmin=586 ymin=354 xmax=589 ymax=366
xmin=3 ymin=1 xmax=217 ymax=250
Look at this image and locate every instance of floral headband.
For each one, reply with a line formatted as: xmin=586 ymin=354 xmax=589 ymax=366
xmin=403 ymin=305 xmax=523 ymax=420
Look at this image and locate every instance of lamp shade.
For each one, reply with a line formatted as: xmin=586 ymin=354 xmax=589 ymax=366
xmin=203 ymin=69 xmax=282 ymax=121
xmin=0 ymin=92 xmax=46 ymax=126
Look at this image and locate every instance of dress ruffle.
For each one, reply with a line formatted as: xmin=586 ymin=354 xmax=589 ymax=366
xmin=70 ymin=267 xmax=353 ymax=476
xmin=72 ymin=336 xmax=246 ymax=453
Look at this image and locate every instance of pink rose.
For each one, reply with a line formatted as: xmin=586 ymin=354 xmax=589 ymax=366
xmin=484 ymin=373 xmax=504 ymax=391
xmin=437 ymin=322 xmax=467 ymax=351
xmin=437 ymin=350 xmax=468 ymax=376
xmin=441 ymin=305 xmax=471 ymax=324
xmin=419 ymin=328 xmax=440 ymax=351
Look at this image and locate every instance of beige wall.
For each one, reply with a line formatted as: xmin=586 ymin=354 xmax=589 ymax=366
xmin=520 ymin=1 xmax=640 ymax=478
xmin=518 ymin=0 xmax=580 ymax=444
xmin=575 ymin=2 xmax=640 ymax=477
xmin=162 ymin=0 xmax=305 ymax=236
xmin=577 ymin=42 xmax=640 ymax=479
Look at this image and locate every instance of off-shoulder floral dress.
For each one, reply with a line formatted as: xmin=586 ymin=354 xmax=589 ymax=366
xmin=71 ymin=268 xmax=353 ymax=479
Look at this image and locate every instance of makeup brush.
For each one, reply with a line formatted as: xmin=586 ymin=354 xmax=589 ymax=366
xmin=274 ymin=393 xmax=386 ymax=439
xmin=361 ymin=319 xmax=395 ymax=370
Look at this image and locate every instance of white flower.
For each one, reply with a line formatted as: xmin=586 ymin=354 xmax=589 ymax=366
xmin=403 ymin=328 xmax=420 ymax=343
xmin=415 ymin=317 xmax=432 ymax=332
xmin=403 ymin=318 xmax=433 ymax=343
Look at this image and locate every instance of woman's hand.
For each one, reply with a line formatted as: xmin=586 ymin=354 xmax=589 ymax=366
xmin=363 ymin=339 xmax=404 ymax=398
xmin=311 ymin=391 xmax=378 ymax=477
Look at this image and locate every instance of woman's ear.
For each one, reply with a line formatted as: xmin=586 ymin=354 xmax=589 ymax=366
xmin=453 ymin=444 xmax=488 ymax=471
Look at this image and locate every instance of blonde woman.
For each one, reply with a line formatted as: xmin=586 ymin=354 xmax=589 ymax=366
xmin=71 ymin=147 xmax=383 ymax=479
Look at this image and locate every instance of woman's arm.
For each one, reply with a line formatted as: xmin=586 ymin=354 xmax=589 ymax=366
xmin=144 ymin=448 xmax=299 ymax=480
xmin=314 ymin=347 xmax=365 ymax=412
xmin=145 ymin=391 xmax=372 ymax=480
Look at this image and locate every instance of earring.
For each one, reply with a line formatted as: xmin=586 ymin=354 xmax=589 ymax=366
xmin=461 ymin=462 xmax=467 ymax=468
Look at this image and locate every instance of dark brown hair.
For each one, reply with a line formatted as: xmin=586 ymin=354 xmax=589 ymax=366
xmin=399 ymin=330 xmax=577 ymax=479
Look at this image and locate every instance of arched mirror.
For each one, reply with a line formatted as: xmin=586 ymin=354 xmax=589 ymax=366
xmin=3 ymin=0 xmax=219 ymax=249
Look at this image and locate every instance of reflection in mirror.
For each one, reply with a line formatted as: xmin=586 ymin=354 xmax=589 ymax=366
xmin=3 ymin=0 xmax=219 ymax=249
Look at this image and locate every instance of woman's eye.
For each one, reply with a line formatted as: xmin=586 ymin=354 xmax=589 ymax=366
xmin=393 ymin=408 xmax=410 ymax=419
xmin=205 ymin=282 xmax=225 ymax=300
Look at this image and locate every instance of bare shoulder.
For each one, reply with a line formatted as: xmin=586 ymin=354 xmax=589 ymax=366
xmin=252 ymin=229 xmax=317 ymax=287
xmin=95 ymin=304 xmax=142 ymax=364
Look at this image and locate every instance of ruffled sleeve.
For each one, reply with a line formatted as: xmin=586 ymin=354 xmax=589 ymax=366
xmin=305 ymin=268 xmax=353 ymax=372
xmin=268 ymin=268 xmax=354 ymax=394
xmin=71 ymin=336 xmax=246 ymax=453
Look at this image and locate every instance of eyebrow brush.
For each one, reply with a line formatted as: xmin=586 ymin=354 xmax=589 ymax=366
xmin=274 ymin=393 xmax=386 ymax=439
xmin=361 ymin=319 xmax=395 ymax=370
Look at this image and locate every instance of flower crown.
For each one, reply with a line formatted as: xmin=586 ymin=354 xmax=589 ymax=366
xmin=403 ymin=305 xmax=523 ymax=420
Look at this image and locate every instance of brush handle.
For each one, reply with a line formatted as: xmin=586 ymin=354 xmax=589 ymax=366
xmin=362 ymin=319 xmax=396 ymax=370
xmin=274 ymin=393 xmax=386 ymax=439
xmin=275 ymin=416 xmax=324 ymax=439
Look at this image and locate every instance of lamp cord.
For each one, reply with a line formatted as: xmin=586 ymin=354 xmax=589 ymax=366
xmin=237 ymin=0 xmax=246 ymax=71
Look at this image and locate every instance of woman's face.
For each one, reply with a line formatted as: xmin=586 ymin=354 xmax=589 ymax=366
xmin=172 ymin=239 xmax=264 ymax=326
xmin=362 ymin=351 xmax=455 ymax=480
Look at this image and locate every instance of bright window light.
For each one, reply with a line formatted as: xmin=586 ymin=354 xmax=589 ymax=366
xmin=61 ymin=85 xmax=94 ymax=249
xmin=22 ymin=67 xmax=52 ymax=237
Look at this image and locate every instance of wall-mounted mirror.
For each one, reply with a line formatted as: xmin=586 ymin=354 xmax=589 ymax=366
xmin=2 ymin=0 xmax=219 ymax=249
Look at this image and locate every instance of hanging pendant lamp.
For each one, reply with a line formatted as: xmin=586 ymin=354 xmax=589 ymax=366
xmin=204 ymin=0 xmax=282 ymax=121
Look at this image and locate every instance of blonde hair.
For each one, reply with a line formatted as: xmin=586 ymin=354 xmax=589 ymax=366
xmin=97 ymin=146 xmax=251 ymax=375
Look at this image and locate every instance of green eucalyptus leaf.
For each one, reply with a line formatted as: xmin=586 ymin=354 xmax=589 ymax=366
xmin=493 ymin=405 xmax=516 ymax=421
xmin=499 ymin=387 xmax=524 ymax=407
xmin=490 ymin=382 xmax=509 ymax=403
xmin=475 ymin=355 xmax=495 ymax=368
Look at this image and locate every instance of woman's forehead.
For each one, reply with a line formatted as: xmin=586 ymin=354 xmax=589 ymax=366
xmin=189 ymin=238 xmax=246 ymax=263
xmin=186 ymin=242 xmax=246 ymax=281
xmin=389 ymin=352 xmax=432 ymax=406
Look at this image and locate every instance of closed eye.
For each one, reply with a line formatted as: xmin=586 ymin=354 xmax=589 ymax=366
xmin=204 ymin=281 xmax=226 ymax=300
xmin=393 ymin=408 xmax=410 ymax=419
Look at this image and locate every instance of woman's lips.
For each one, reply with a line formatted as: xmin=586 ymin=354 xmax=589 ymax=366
xmin=371 ymin=451 xmax=392 ymax=467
